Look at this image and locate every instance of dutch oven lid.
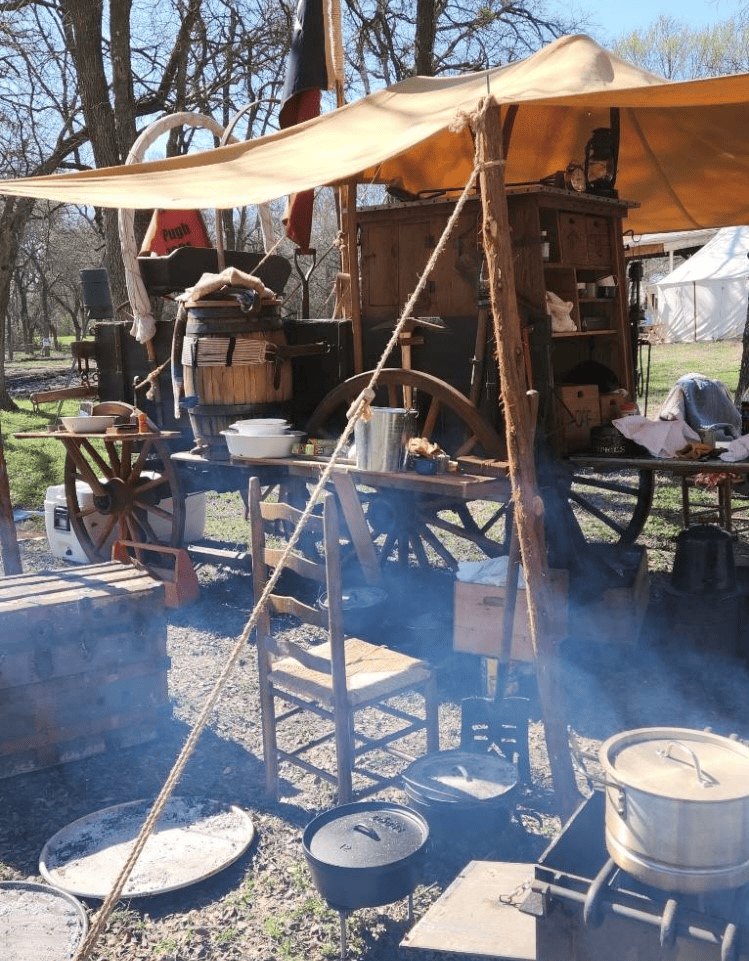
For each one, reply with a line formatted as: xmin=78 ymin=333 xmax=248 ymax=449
xmin=402 ymin=749 xmax=518 ymax=803
xmin=304 ymin=801 xmax=428 ymax=869
xmin=600 ymin=727 xmax=749 ymax=802
xmin=318 ymin=586 xmax=388 ymax=613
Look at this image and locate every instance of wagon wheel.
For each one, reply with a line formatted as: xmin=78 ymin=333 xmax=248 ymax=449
xmin=306 ymin=368 xmax=505 ymax=459
xmin=64 ymin=426 xmax=185 ymax=564
xmin=564 ymin=464 xmax=655 ymax=545
xmin=306 ymin=369 xmax=509 ymax=570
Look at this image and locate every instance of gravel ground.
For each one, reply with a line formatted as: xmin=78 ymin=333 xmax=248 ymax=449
xmin=5 ymin=524 xmax=749 ymax=961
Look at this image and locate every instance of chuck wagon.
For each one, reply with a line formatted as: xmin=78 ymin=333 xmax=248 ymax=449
xmin=47 ymin=180 xmax=644 ymax=572
xmin=12 ymin=34 xmax=749 ymax=573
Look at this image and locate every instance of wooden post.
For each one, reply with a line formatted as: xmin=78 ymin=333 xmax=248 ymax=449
xmin=475 ymin=98 xmax=579 ymax=817
xmin=343 ymin=182 xmax=364 ymax=373
xmin=0 ymin=429 xmax=22 ymax=575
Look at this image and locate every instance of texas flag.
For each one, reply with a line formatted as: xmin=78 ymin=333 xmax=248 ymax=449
xmin=280 ymin=0 xmax=334 ymax=252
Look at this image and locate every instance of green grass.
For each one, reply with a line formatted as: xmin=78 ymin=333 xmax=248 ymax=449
xmin=641 ymin=341 xmax=742 ymax=415
xmin=0 ymin=399 xmax=82 ymax=509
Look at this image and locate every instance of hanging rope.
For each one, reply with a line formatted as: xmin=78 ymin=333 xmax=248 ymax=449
xmin=73 ymin=142 xmax=484 ymax=961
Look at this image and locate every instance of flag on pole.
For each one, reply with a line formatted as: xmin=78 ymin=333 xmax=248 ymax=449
xmin=280 ymin=0 xmax=334 ymax=252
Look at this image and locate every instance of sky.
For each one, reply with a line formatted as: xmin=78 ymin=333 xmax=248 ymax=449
xmin=562 ymin=0 xmax=737 ymax=45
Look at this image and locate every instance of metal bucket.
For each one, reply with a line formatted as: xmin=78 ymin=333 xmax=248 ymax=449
xmin=354 ymin=407 xmax=416 ymax=472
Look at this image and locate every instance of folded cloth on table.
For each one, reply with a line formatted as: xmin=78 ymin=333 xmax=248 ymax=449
xmin=613 ymin=415 xmax=700 ymax=458
xmin=456 ymin=556 xmax=525 ymax=588
xmin=719 ymin=435 xmax=749 ymax=462
xmin=674 ymin=442 xmax=715 ymax=460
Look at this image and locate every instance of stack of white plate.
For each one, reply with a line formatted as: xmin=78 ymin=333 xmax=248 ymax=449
xmin=223 ymin=419 xmax=305 ymax=458
xmin=230 ymin=417 xmax=291 ymax=435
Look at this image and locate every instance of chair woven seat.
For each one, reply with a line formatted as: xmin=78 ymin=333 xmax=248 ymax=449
xmin=271 ymin=637 xmax=433 ymax=706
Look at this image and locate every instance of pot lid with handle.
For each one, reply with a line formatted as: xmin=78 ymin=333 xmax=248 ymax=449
xmin=600 ymin=727 xmax=749 ymax=802
xmin=303 ymin=801 xmax=428 ymax=869
xmin=402 ymin=749 xmax=518 ymax=804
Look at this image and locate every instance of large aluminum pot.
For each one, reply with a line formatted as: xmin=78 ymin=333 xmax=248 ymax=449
xmin=599 ymin=727 xmax=749 ymax=893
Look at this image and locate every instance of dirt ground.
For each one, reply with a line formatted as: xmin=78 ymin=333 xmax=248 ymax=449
xmin=4 ymin=523 xmax=749 ymax=961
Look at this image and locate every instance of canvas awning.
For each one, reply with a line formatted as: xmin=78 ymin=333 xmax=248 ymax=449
xmin=2 ymin=33 xmax=749 ymax=234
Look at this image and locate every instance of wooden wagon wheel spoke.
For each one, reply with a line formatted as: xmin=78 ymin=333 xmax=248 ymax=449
xmin=419 ymin=523 xmax=459 ymax=569
xmin=566 ymin=466 xmax=655 ymax=545
xmin=64 ymin=417 xmax=185 ymax=563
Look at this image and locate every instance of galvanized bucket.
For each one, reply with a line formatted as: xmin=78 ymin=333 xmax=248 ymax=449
xmin=354 ymin=407 xmax=417 ymax=472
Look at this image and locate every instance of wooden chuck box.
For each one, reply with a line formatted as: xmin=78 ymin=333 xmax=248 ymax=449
xmin=0 ymin=562 xmax=170 ymax=779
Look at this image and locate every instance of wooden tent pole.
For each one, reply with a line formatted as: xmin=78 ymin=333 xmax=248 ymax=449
xmin=475 ymin=97 xmax=579 ymax=817
xmin=0 ymin=430 xmax=22 ymax=575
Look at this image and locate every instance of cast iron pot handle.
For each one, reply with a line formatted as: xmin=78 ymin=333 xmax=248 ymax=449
xmin=657 ymin=741 xmax=713 ymax=787
xmin=353 ymin=823 xmax=380 ymax=841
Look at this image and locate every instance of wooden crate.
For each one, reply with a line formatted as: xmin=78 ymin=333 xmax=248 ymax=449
xmin=568 ymin=547 xmax=649 ymax=646
xmin=0 ymin=562 xmax=169 ymax=778
xmin=555 ymin=384 xmax=600 ymax=454
xmin=453 ymin=569 xmax=569 ymax=663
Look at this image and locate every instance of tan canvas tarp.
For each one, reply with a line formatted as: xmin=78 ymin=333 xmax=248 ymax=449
xmin=2 ymin=33 xmax=749 ymax=233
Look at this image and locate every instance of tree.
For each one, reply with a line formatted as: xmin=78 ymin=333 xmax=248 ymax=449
xmin=342 ymin=0 xmax=587 ymax=88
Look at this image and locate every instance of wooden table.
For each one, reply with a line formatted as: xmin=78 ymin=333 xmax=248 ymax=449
xmin=172 ymin=451 xmax=512 ymax=579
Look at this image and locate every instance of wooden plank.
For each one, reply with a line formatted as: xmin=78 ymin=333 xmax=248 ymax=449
xmin=401 ymin=860 xmax=535 ymax=959
xmin=330 ymin=472 xmax=383 ymax=586
xmin=0 ymin=429 xmax=21 ymax=575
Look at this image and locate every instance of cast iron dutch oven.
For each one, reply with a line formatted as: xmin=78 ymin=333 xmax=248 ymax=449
xmin=401 ymin=749 xmax=519 ymax=838
xmin=600 ymin=727 xmax=749 ymax=893
xmin=302 ymin=801 xmax=429 ymax=910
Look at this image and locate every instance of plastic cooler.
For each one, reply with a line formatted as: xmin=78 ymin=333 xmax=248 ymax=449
xmin=45 ymin=481 xmax=206 ymax=564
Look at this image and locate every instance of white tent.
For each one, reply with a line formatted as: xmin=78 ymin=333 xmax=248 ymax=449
xmin=655 ymin=226 xmax=749 ymax=342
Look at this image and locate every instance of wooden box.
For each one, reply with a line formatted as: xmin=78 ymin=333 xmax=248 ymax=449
xmin=0 ymin=562 xmax=169 ymax=779
xmin=599 ymin=391 xmax=623 ymax=424
xmin=555 ymin=384 xmax=600 ymax=453
xmin=568 ymin=547 xmax=649 ymax=646
xmin=453 ymin=569 xmax=569 ymax=663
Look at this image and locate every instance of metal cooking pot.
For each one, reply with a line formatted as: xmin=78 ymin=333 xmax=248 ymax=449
xmin=402 ymin=749 xmax=518 ymax=839
xmin=302 ymin=801 xmax=429 ymax=910
xmin=599 ymin=727 xmax=749 ymax=893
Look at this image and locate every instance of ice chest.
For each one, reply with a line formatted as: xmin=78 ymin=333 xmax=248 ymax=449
xmin=453 ymin=569 xmax=569 ymax=663
xmin=45 ymin=481 xmax=207 ymax=564
xmin=0 ymin=562 xmax=170 ymax=778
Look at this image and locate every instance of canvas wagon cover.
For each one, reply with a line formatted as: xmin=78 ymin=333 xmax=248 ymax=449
xmin=2 ymin=34 xmax=749 ymax=234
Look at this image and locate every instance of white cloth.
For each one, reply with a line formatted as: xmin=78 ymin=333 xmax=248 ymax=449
xmin=456 ymin=556 xmax=525 ymax=588
xmin=613 ymin=415 xmax=700 ymax=458
xmin=719 ymin=436 xmax=749 ymax=462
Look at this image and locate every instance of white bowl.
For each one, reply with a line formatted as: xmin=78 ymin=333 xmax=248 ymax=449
xmin=222 ymin=429 xmax=305 ymax=459
xmin=61 ymin=415 xmax=118 ymax=434
xmin=230 ymin=420 xmax=291 ymax=436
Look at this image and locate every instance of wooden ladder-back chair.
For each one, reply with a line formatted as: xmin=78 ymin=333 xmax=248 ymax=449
xmin=248 ymin=476 xmax=439 ymax=802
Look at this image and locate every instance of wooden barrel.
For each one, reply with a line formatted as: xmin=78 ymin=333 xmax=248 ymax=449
xmin=183 ymin=304 xmax=293 ymax=460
